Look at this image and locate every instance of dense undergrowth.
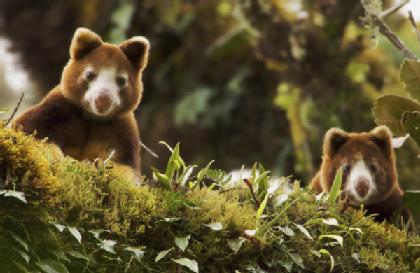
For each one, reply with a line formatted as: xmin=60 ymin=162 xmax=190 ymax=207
xmin=0 ymin=125 xmax=419 ymax=273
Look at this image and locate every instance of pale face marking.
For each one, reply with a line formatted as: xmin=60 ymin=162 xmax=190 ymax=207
xmin=83 ymin=67 xmax=122 ymax=116
xmin=344 ymin=160 xmax=377 ymax=205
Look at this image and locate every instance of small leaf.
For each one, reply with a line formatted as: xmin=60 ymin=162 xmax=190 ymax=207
xmin=401 ymin=59 xmax=420 ymax=101
xmin=179 ymin=166 xmax=195 ymax=187
xmin=256 ymin=193 xmax=269 ymax=219
xmin=172 ymin=258 xmax=199 ymax=273
xmin=36 ymin=260 xmax=70 ymax=273
xmin=319 ymin=249 xmax=335 ymax=272
xmin=328 ymin=168 xmax=342 ymax=206
xmin=155 ymin=248 xmax=173 ymax=262
xmin=273 ymin=193 xmax=289 ymax=208
xmin=0 ymin=108 xmax=7 ymax=114
xmin=278 ymin=226 xmax=294 ymax=237
xmin=348 ymin=227 xmax=363 ymax=235
xmin=164 ymin=217 xmax=181 ymax=222
xmin=10 ymin=233 xmax=29 ymax=252
xmin=391 ymin=134 xmax=410 ymax=148
xmin=13 ymin=248 xmax=30 ymax=263
xmin=53 ymin=224 xmax=66 ymax=232
xmin=174 ymin=235 xmax=190 ymax=252
xmin=402 ymin=111 xmax=420 ymax=146
xmin=99 ymin=239 xmax=117 ymax=254
xmin=244 ymin=229 xmax=257 ymax=236
xmin=293 ymin=224 xmax=312 ymax=240
xmin=67 ymin=226 xmax=82 ymax=243
xmin=352 ymin=252 xmax=361 ymax=263
xmin=227 ymin=238 xmax=246 ymax=253
xmin=0 ymin=190 xmax=27 ymax=203
xmin=322 ymin=218 xmax=338 ymax=226
xmin=288 ymin=252 xmax=304 ymax=269
xmin=373 ymin=95 xmax=420 ymax=135
xmin=205 ymin=222 xmax=223 ymax=231
xmin=88 ymin=229 xmax=107 ymax=240
xmin=320 ymin=235 xmax=343 ymax=247
xmin=125 ymin=247 xmax=145 ymax=262
xmin=67 ymin=250 xmax=89 ymax=260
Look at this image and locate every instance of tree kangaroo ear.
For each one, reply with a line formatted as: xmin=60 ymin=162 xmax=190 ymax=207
xmin=119 ymin=36 xmax=150 ymax=72
xmin=70 ymin=27 xmax=103 ymax=60
xmin=323 ymin=128 xmax=348 ymax=157
xmin=370 ymin=125 xmax=393 ymax=158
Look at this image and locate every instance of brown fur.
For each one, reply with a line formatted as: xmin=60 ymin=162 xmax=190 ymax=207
xmin=310 ymin=126 xmax=407 ymax=222
xmin=13 ymin=28 xmax=150 ymax=174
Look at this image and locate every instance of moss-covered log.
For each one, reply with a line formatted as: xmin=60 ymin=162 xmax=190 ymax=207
xmin=0 ymin=125 xmax=418 ymax=273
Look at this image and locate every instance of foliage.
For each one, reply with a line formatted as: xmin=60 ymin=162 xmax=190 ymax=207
xmin=0 ymin=127 xmax=418 ymax=273
xmin=2 ymin=0 xmax=413 ymax=184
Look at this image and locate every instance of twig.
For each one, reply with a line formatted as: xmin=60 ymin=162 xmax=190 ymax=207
xmin=243 ymin=179 xmax=260 ymax=207
xmin=372 ymin=14 xmax=419 ymax=60
xmin=5 ymin=92 xmax=24 ymax=127
xmin=139 ymin=139 xmax=159 ymax=159
xmin=408 ymin=11 xmax=420 ymax=43
xmin=104 ymin=149 xmax=116 ymax=165
xmin=381 ymin=0 xmax=409 ymax=17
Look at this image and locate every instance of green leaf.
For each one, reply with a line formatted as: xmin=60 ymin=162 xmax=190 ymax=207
xmin=288 ymin=252 xmax=304 ymax=269
xmin=205 ymin=222 xmax=223 ymax=231
xmin=67 ymin=250 xmax=89 ymax=261
xmin=164 ymin=143 xmax=185 ymax=180
xmin=179 ymin=166 xmax=196 ymax=187
xmin=125 ymin=247 xmax=145 ymax=262
xmin=36 ymin=260 xmax=70 ymax=273
xmin=320 ymin=235 xmax=343 ymax=247
xmin=172 ymin=258 xmax=199 ymax=273
xmin=174 ymin=235 xmax=190 ymax=252
xmin=401 ymin=59 xmax=420 ymax=101
xmin=278 ymin=226 xmax=295 ymax=237
xmin=151 ymin=167 xmax=171 ymax=190
xmin=227 ymin=238 xmax=246 ymax=253
xmin=0 ymin=190 xmax=27 ymax=203
xmin=404 ymin=190 xmax=420 ymax=221
xmin=99 ymin=239 xmax=116 ymax=254
xmin=256 ymin=193 xmax=269 ymax=219
xmin=401 ymin=111 xmax=420 ymax=146
xmin=10 ymin=233 xmax=29 ymax=252
xmin=53 ymin=224 xmax=66 ymax=232
xmin=67 ymin=226 xmax=82 ymax=243
xmin=328 ymin=168 xmax=342 ymax=206
xmin=322 ymin=218 xmax=338 ymax=226
xmin=155 ymin=248 xmax=173 ymax=262
xmin=0 ymin=108 xmax=7 ymax=114
xmin=319 ymin=249 xmax=335 ymax=272
xmin=12 ymin=248 xmax=30 ymax=263
xmin=373 ymin=95 xmax=420 ymax=135
xmin=293 ymin=224 xmax=312 ymax=240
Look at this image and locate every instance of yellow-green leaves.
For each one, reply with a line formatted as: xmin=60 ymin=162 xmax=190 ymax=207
xmin=328 ymin=167 xmax=342 ymax=207
xmin=401 ymin=60 xmax=420 ymax=101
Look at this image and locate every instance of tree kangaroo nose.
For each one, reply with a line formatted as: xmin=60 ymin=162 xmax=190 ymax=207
xmin=94 ymin=92 xmax=112 ymax=113
xmin=355 ymin=178 xmax=369 ymax=198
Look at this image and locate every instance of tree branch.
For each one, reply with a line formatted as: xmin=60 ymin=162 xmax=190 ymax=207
xmin=139 ymin=139 xmax=159 ymax=159
xmin=5 ymin=92 xmax=24 ymax=127
xmin=408 ymin=11 xmax=420 ymax=44
xmin=381 ymin=0 xmax=409 ymax=17
xmin=372 ymin=14 xmax=419 ymax=60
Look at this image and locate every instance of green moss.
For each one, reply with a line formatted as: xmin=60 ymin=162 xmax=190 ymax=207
xmin=0 ymin=127 xmax=419 ymax=273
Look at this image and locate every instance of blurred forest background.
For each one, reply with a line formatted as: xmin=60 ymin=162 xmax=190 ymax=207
xmin=0 ymin=0 xmax=420 ymax=190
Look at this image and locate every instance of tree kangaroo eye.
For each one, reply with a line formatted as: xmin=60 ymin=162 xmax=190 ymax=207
xmin=342 ymin=163 xmax=350 ymax=175
xmin=116 ymin=76 xmax=127 ymax=87
xmin=85 ymin=70 xmax=97 ymax=81
xmin=369 ymin=163 xmax=378 ymax=173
